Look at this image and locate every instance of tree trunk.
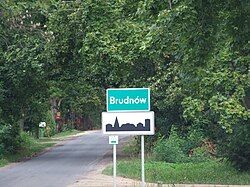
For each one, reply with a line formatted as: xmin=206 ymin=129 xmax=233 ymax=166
xmin=19 ymin=108 xmax=25 ymax=130
xmin=168 ymin=0 xmax=172 ymax=10
xmin=19 ymin=118 xmax=24 ymax=130
xmin=50 ymin=98 xmax=62 ymax=132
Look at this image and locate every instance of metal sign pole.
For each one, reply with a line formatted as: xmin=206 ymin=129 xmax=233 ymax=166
xmin=113 ymin=144 xmax=117 ymax=187
xmin=141 ymin=135 xmax=145 ymax=187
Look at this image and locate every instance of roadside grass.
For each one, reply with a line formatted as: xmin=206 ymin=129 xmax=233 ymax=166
xmin=0 ymin=158 xmax=8 ymax=167
xmin=50 ymin=129 xmax=82 ymax=139
xmin=0 ymin=129 xmax=82 ymax=167
xmin=103 ymin=159 xmax=250 ymax=185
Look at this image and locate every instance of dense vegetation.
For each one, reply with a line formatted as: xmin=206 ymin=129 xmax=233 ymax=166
xmin=0 ymin=0 xmax=249 ymax=171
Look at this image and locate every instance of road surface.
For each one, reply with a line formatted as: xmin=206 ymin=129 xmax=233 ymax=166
xmin=0 ymin=130 xmax=123 ymax=187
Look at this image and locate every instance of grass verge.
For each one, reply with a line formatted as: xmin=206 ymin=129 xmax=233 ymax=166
xmin=0 ymin=129 xmax=82 ymax=167
xmin=51 ymin=129 xmax=82 ymax=139
xmin=103 ymin=159 xmax=250 ymax=185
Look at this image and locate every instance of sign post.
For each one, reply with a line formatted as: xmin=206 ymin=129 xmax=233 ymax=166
xmin=103 ymin=88 xmax=154 ymax=187
xmin=113 ymin=143 xmax=116 ymax=187
xmin=141 ymin=135 xmax=145 ymax=187
xmin=109 ymin=136 xmax=118 ymax=187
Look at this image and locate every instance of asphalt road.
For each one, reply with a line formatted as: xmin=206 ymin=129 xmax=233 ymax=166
xmin=0 ymin=130 xmax=123 ymax=187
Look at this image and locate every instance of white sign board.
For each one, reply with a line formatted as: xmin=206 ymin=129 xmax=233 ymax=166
xmin=102 ymin=112 xmax=154 ymax=135
xmin=39 ymin=122 xmax=46 ymax=128
xmin=109 ymin=136 xmax=118 ymax=144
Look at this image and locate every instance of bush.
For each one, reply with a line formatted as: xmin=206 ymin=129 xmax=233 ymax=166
xmin=0 ymin=123 xmax=22 ymax=154
xmin=189 ymin=146 xmax=212 ymax=163
xmin=122 ymin=137 xmax=140 ymax=156
xmin=0 ymin=124 xmax=40 ymax=157
xmin=19 ymin=131 xmax=34 ymax=149
xmin=153 ymin=126 xmax=215 ymax=163
xmin=153 ymin=130 xmax=188 ymax=163
xmin=221 ymin=121 xmax=250 ymax=171
xmin=182 ymin=128 xmax=204 ymax=154
xmin=61 ymin=124 xmax=74 ymax=132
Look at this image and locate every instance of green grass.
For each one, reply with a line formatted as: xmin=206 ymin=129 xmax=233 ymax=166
xmin=103 ymin=159 xmax=250 ymax=185
xmin=51 ymin=129 xmax=81 ymax=139
xmin=0 ymin=130 xmax=82 ymax=167
xmin=0 ymin=158 xmax=9 ymax=167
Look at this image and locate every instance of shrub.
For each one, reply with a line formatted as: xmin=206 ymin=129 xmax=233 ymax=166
xmin=61 ymin=124 xmax=74 ymax=132
xmin=122 ymin=137 xmax=140 ymax=156
xmin=189 ymin=146 xmax=212 ymax=163
xmin=182 ymin=128 xmax=204 ymax=154
xmin=153 ymin=130 xmax=188 ymax=163
xmin=19 ymin=131 xmax=34 ymax=149
xmin=221 ymin=121 xmax=250 ymax=171
xmin=153 ymin=126 xmax=215 ymax=163
xmin=0 ymin=123 xmax=21 ymax=154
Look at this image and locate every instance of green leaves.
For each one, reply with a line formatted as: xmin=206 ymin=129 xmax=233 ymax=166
xmin=209 ymin=95 xmax=249 ymax=133
xmin=0 ymin=0 xmax=249 ymax=169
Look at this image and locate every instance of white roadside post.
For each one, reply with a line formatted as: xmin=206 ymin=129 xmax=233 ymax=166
xmin=141 ymin=135 xmax=145 ymax=187
xmin=109 ymin=135 xmax=118 ymax=187
xmin=113 ymin=143 xmax=116 ymax=187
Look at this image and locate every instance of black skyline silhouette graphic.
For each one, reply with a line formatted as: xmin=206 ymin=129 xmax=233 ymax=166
xmin=106 ymin=117 xmax=150 ymax=131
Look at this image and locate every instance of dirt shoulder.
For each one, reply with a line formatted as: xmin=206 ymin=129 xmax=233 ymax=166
xmin=69 ymin=157 xmax=143 ymax=187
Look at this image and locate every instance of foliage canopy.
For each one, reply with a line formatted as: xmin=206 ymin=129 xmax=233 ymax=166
xmin=0 ymin=0 xmax=249 ymax=170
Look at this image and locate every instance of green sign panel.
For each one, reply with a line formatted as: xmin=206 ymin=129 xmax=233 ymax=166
xmin=106 ymin=88 xmax=150 ymax=112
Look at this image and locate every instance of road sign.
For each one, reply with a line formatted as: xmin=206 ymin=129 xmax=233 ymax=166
xmin=102 ymin=112 xmax=154 ymax=135
xmin=106 ymin=88 xmax=150 ymax=112
xmin=109 ymin=136 xmax=118 ymax=144
xmin=104 ymin=88 xmax=153 ymax=187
